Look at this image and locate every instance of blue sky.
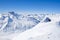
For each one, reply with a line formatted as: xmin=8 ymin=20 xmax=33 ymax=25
xmin=0 ymin=0 xmax=60 ymax=14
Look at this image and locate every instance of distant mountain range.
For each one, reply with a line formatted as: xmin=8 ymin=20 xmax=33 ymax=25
xmin=0 ymin=11 xmax=42 ymax=33
xmin=0 ymin=12 xmax=60 ymax=34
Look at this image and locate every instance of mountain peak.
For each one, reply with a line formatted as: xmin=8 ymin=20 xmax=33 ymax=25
xmin=9 ymin=11 xmax=18 ymax=16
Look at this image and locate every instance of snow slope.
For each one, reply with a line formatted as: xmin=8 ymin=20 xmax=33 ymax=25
xmin=12 ymin=14 xmax=60 ymax=40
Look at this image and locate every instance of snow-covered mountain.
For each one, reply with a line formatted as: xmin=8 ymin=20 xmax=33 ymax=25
xmin=0 ymin=12 xmax=43 ymax=33
xmin=12 ymin=14 xmax=60 ymax=40
xmin=0 ymin=12 xmax=60 ymax=40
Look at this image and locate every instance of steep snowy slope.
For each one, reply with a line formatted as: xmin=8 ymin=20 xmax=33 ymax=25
xmin=12 ymin=15 xmax=60 ymax=40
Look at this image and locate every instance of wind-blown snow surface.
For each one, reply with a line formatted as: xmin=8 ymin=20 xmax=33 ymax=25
xmin=0 ymin=12 xmax=60 ymax=40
